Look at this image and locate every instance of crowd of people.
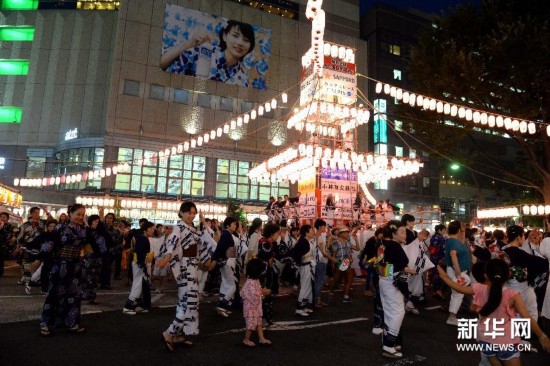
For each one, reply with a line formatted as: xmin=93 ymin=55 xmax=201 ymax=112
xmin=1 ymin=201 xmax=550 ymax=364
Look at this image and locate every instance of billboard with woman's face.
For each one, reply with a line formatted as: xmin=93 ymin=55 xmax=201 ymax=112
xmin=161 ymin=3 xmax=272 ymax=90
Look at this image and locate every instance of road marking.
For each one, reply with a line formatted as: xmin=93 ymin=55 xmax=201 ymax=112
xmin=424 ymin=305 xmax=443 ymax=310
xmin=382 ymin=355 xmax=427 ymax=365
xmin=82 ymin=310 xmax=103 ymax=315
xmin=212 ymin=317 xmax=368 ymax=335
xmin=151 ymin=293 xmax=164 ymax=302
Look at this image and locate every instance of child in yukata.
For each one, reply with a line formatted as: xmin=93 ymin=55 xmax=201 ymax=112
xmin=241 ymin=258 xmax=272 ymax=347
xmin=161 ymin=20 xmax=255 ymax=87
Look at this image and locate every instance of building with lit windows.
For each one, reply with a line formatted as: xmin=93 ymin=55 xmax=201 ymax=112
xmin=360 ymin=2 xmax=440 ymax=217
xmin=360 ymin=1 xmax=524 ymax=223
xmin=0 ymin=0 xmax=368 ymax=219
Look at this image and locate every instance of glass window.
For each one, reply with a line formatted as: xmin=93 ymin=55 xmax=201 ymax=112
xmin=115 ymin=174 xmax=130 ymax=191
xmin=389 ymin=44 xmax=401 ymax=56
xmin=168 ymin=179 xmax=182 ymax=195
xmin=395 ymin=120 xmax=403 ymax=132
xmin=158 ymin=177 xmax=167 ymax=193
xmin=423 ymin=177 xmax=430 ymax=188
xmin=149 ymin=84 xmax=165 ymax=100
xmin=395 ymin=146 xmax=403 ymax=157
xmin=197 ymin=93 xmax=212 ymax=108
xmin=170 ymin=154 xmax=183 ymax=169
xmin=131 ymin=174 xmax=141 ymax=191
xmin=241 ymin=101 xmax=254 ymax=113
xmin=393 ymin=69 xmax=402 ymax=80
xmin=173 ymin=89 xmax=190 ymax=104
xmin=26 ymin=157 xmax=46 ymax=178
xmin=409 ymin=149 xmax=417 ymax=159
xmin=123 ymin=80 xmax=140 ymax=96
xmin=118 ymin=148 xmax=133 ymax=163
xmin=141 ymin=176 xmax=156 ymax=192
xmin=220 ymin=97 xmax=234 ymax=112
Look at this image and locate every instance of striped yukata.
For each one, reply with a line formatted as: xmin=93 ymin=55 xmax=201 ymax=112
xmin=165 ymin=220 xmax=202 ymax=336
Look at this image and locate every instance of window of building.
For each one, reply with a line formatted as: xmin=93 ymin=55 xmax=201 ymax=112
xmin=49 ymin=147 xmax=103 ymax=190
xmin=241 ymin=101 xmax=254 ymax=113
xmin=395 ymin=120 xmax=403 ymax=132
xmin=423 ymin=177 xmax=431 ymax=188
xmin=393 ymin=69 xmax=402 ymax=80
xmin=409 ymin=149 xmax=417 ymax=159
xmin=220 ymin=97 xmax=234 ymax=112
xmin=173 ymin=89 xmax=190 ymax=104
xmin=197 ymin=93 xmax=212 ymax=108
xmin=395 ymin=146 xmax=403 ymax=157
xmin=149 ymin=84 xmax=165 ymax=101
xmin=123 ymin=80 xmax=140 ymax=96
xmin=216 ymin=159 xmax=249 ymax=199
xmin=409 ymin=176 xmax=418 ymax=191
xmin=389 ymin=44 xmax=401 ymax=56
xmin=374 ymin=143 xmax=387 ymax=155
xmin=374 ymin=180 xmax=388 ymax=190
xmin=26 ymin=157 xmax=45 ymax=178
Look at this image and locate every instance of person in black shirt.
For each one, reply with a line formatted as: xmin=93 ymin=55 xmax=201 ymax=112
xmin=265 ymin=196 xmax=276 ymax=223
xmin=123 ymin=221 xmax=154 ymax=314
xmin=210 ymin=217 xmax=238 ymax=318
xmin=293 ymin=225 xmax=315 ymax=316
xmin=379 ymin=220 xmax=417 ymax=359
xmin=288 ymin=192 xmax=301 ymax=227
xmin=504 ymin=225 xmax=548 ymax=321
xmin=359 ymin=228 xmax=384 ymax=296
xmin=0 ymin=212 xmax=15 ymax=277
xmin=360 ymin=228 xmax=385 ymax=335
xmin=401 ymin=214 xmax=417 ymax=245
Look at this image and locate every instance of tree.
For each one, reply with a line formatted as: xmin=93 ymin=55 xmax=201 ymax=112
xmin=404 ymin=0 xmax=550 ymax=203
xmin=226 ymin=198 xmax=247 ymax=224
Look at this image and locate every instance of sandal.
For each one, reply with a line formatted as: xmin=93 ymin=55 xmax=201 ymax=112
xmin=67 ymin=325 xmax=86 ymax=334
xmin=40 ymin=326 xmax=51 ymax=337
xmin=173 ymin=335 xmax=193 ymax=348
xmin=242 ymin=339 xmax=256 ymax=347
xmin=161 ymin=332 xmax=174 ymax=352
xmin=258 ymin=339 xmax=272 ymax=347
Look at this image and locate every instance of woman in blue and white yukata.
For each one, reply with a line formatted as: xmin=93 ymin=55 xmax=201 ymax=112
xmin=157 ymin=201 xmax=206 ymax=352
xmin=39 ymin=204 xmax=88 ymax=336
xmin=160 ymin=20 xmax=255 ymax=87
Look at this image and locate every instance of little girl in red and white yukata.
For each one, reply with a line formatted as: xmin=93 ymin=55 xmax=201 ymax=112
xmin=241 ymin=258 xmax=272 ymax=347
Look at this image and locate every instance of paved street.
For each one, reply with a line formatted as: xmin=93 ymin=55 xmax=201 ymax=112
xmin=0 ymin=260 xmax=547 ymax=366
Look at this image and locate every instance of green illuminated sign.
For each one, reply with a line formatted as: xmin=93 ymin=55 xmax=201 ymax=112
xmin=0 ymin=59 xmax=29 ymax=75
xmin=0 ymin=107 xmax=22 ymax=123
xmin=0 ymin=26 xmax=35 ymax=41
xmin=0 ymin=0 xmax=39 ymax=10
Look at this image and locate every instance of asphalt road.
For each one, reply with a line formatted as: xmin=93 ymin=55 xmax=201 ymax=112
xmin=0 ymin=260 xmax=548 ymax=366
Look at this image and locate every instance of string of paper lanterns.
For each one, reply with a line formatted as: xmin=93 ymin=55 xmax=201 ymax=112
xmin=375 ymin=81 xmax=545 ymax=136
xmin=249 ymin=143 xmax=422 ymax=184
xmin=14 ymin=92 xmax=289 ymax=188
xmin=287 ymin=101 xmax=370 ymax=136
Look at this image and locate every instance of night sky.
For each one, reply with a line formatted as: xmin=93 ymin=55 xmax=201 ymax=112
xmin=360 ymin=0 xmax=482 ymax=16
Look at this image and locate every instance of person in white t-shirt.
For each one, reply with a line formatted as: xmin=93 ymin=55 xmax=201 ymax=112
xmin=246 ymin=218 xmax=263 ymax=264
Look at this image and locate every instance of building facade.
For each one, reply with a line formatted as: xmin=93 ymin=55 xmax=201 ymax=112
xmin=360 ymin=3 xmax=440 ymax=218
xmin=0 ymin=0 xmax=369 ymax=217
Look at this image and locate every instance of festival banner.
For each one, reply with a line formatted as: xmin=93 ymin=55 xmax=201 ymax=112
xmin=322 ymin=56 xmax=357 ymax=102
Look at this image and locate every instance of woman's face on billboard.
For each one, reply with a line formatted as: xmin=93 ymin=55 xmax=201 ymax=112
xmin=223 ymin=26 xmax=251 ymax=62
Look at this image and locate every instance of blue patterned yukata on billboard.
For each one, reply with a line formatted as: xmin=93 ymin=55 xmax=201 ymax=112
xmin=161 ymin=3 xmax=271 ymax=89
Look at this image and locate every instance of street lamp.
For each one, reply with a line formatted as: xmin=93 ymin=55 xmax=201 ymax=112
xmin=450 ymin=163 xmax=460 ymax=170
